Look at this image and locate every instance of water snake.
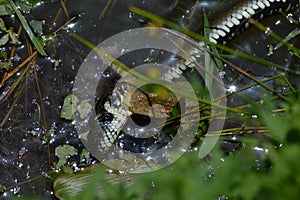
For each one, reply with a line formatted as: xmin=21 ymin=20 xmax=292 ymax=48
xmin=94 ymin=0 xmax=299 ymax=157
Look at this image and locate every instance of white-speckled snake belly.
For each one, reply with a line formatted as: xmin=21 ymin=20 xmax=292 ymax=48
xmin=96 ymin=0 xmax=299 ymax=154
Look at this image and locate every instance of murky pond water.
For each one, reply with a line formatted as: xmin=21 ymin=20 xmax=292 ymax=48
xmin=0 ymin=0 xmax=299 ymax=199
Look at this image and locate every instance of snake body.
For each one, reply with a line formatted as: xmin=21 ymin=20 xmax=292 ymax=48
xmin=96 ymin=0 xmax=299 ymax=155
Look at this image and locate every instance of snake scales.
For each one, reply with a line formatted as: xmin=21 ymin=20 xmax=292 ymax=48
xmin=95 ymin=0 xmax=299 ymax=155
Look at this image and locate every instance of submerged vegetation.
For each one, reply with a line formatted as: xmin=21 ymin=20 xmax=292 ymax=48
xmin=54 ymin=99 xmax=300 ymax=199
xmin=0 ymin=0 xmax=299 ymax=199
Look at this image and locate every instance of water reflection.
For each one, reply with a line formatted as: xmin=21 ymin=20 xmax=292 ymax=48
xmin=0 ymin=0 xmax=299 ymax=198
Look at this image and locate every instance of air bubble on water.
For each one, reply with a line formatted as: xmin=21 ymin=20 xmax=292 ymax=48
xmin=231 ymin=136 xmax=238 ymax=141
xmin=264 ymin=27 xmax=271 ymax=35
xmin=218 ymin=196 xmax=229 ymax=200
xmin=144 ymin=57 xmax=153 ymax=63
xmin=145 ymin=147 xmax=152 ymax=152
xmin=90 ymin=160 xmax=97 ymax=165
xmin=119 ymin=142 xmax=124 ymax=149
xmin=13 ymin=54 xmax=21 ymax=62
xmin=121 ymin=48 xmax=129 ymax=53
xmin=128 ymin=12 xmax=133 ymax=19
xmin=219 ymin=71 xmax=226 ymax=78
xmin=2 ymin=158 xmax=8 ymax=164
xmin=227 ymin=85 xmax=236 ymax=93
xmin=267 ymin=48 xmax=274 ymax=56
xmin=11 ymin=186 xmax=20 ymax=194
xmin=286 ymin=13 xmax=294 ymax=23
xmin=35 ymin=1 xmax=43 ymax=7
xmin=178 ymin=148 xmax=186 ymax=153
xmin=67 ymin=23 xmax=76 ymax=29
xmin=149 ymin=49 xmax=155 ymax=54
xmin=146 ymin=156 xmax=152 ymax=161
xmin=253 ymin=146 xmax=268 ymax=154
xmin=206 ymin=165 xmax=214 ymax=179
xmin=251 ymin=115 xmax=258 ymax=119
xmin=18 ymin=147 xmax=28 ymax=158
xmin=26 ymin=171 xmax=31 ymax=179
xmin=207 ymin=171 xmax=214 ymax=179
xmin=151 ymin=181 xmax=155 ymax=187
xmin=18 ymin=162 xmax=23 ymax=168
xmin=73 ymin=163 xmax=81 ymax=172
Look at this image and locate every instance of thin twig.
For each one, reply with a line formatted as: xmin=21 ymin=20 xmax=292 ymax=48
xmin=31 ymin=50 xmax=47 ymax=130
xmin=208 ymin=127 xmax=269 ymax=136
xmin=209 ymin=52 xmax=290 ymax=102
xmin=0 ymin=51 xmax=38 ymax=89
xmin=6 ymin=26 xmax=22 ymax=71
xmin=0 ymin=87 xmax=23 ymax=127
xmin=60 ymin=0 xmax=70 ymax=20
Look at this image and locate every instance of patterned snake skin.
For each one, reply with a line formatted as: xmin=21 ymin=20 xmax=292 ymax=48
xmin=96 ymin=0 xmax=300 ymax=155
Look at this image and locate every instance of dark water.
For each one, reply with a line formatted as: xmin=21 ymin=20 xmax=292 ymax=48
xmin=0 ymin=0 xmax=299 ymax=199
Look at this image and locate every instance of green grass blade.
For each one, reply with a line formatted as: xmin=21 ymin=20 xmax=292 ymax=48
xmin=129 ymin=6 xmax=300 ymax=75
xmin=250 ymin=19 xmax=300 ymax=57
xmin=7 ymin=0 xmax=47 ymax=56
xmin=203 ymin=12 xmax=213 ymax=92
xmin=203 ymin=13 xmax=223 ymax=71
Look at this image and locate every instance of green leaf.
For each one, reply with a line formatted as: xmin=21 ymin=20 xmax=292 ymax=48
xmin=0 ymin=33 xmax=9 ymax=46
xmin=54 ymin=172 xmax=93 ymax=200
xmin=0 ymin=17 xmax=6 ymax=30
xmin=78 ymin=100 xmax=92 ymax=119
xmin=0 ymin=51 xmax=6 ymax=58
xmin=54 ymin=59 xmax=60 ymax=67
xmin=0 ymin=184 xmax=6 ymax=193
xmin=171 ymin=102 xmax=180 ymax=117
xmin=0 ymin=61 xmax=10 ymax=69
xmin=79 ymin=148 xmax=90 ymax=165
xmin=8 ymin=28 xmax=21 ymax=44
xmin=81 ymin=130 xmax=89 ymax=141
xmin=29 ymin=20 xmax=43 ymax=35
xmin=260 ymin=110 xmax=289 ymax=142
xmin=42 ymin=124 xmax=56 ymax=143
xmin=0 ymin=8 xmax=6 ymax=17
xmin=7 ymin=0 xmax=47 ymax=56
xmin=55 ymin=145 xmax=77 ymax=168
xmin=16 ymin=0 xmax=32 ymax=12
xmin=61 ymin=94 xmax=78 ymax=120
